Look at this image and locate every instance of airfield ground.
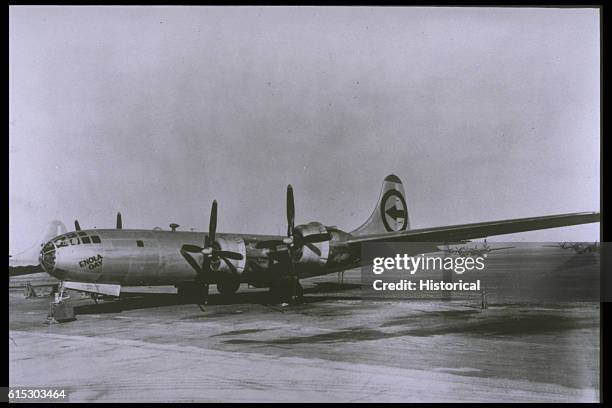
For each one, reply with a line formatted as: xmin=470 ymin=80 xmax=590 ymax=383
xmin=9 ymin=249 xmax=601 ymax=402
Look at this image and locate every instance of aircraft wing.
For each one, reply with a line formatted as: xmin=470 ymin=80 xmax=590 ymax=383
xmin=344 ymin=212 xmax=600 ymax=246
xmin=488 ymin=246 xmax=516 ymax=251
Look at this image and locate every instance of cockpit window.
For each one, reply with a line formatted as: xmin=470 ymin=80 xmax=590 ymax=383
xmin=42 ymin=242 xmax=55 ymax=253
xmin=53 ymin=236 xmax=68 ymax=248
xmin=81 ymin=236 xmax=91 ymax=244
xmin=77 ymin=231 xmax=87 ymax=237
xmin=69 ymin=237 xmax=80 ymax=245
xmin=91 ymin=235 xmax=101 ymax=244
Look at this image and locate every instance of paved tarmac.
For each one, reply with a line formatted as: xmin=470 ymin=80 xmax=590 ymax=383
xmin=9 ymin=253 xmax=600 ymax=402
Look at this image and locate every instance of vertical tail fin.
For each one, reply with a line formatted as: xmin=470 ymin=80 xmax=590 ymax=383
xmin=43 ymin=220 xmax=67 ymax=243
xmin=350 ymin=174 xmax=410 ymax=236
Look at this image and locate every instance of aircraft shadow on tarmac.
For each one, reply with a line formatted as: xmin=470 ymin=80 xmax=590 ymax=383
xmin=72 ymin=282 xmax=365 ymax=315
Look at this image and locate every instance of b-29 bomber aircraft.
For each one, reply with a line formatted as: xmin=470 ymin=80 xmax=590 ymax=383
xmin=39 ymin=174 xmax=600 ymax=304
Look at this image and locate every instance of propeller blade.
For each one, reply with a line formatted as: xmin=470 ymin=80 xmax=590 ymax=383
xmin=212 ymin=250 xmax=244 ymax=261
xmin=74 ymin=220 xmax=81 ymax=231
xmin=287 ymin=249 xmax=295 ymax=277
xmin=286 ymin=185 xmax=294 ymax=238
xmin=182 ymin=244 xmax=204 ymax=253
xmin=284 ymin=185 xmax=301 ymax=302
xmin=116 ymin=212 xmax=122 ymax=229
xmin=209 ymin=200 xmax=217 ymax=246
xmin=180 ymin=248 xmax=202 ymax=274
xmin=202 ymin=253 xmax=210 ymax=277
xmin=201 ymin=235 xmax=211 ymax=279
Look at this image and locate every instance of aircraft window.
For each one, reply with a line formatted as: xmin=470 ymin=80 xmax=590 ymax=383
xmin=54 ymin=237 xmax=68 ymax=248
xmin=42 ymin=242 xmax=55 ymax=253
xmin=77 ymin=231 xmax=87 ymax=237
xmin=81 ymin=236 xmax=91 ymax=244
xmin=69 ymin=237 xmax=80 ymax=245
xmin=137 ymin=240 xmax=144 ymax=247
xmin=91 ymin=236 xmax=101 ymax=244
xmin=66 ymin=232 xmax=77 ymax=239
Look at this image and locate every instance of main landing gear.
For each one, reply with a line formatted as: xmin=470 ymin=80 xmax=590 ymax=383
xmin=176 ymin=283 xmax=210 ymax=305
xmin=269 ymin=280 xmax=304 ymax=305
xmin=176 ymin=278 xmax=241 ymax=305
xmin=217 ymin=279 xmax=240 ymax=297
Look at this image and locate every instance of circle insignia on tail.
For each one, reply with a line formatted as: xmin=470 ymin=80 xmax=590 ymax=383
xmin=380 ymin=189 xmax=407 ymax=232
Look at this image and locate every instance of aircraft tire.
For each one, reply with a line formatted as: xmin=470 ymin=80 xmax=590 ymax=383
xmin=268 ymin=281 xmax=303 ymax=304
xmin=217 ymin=279 xmax=240 ymax=297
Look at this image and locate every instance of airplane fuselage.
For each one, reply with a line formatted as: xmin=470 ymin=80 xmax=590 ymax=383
xmin=39 ymin=227 xmax=361 ymax=288
xmin=36 ymin=174 xmax=600 ymax=298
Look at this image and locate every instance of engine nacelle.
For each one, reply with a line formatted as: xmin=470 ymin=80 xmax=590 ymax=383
xmin=210 ymin=236 xmax=247 ymax=276
xmin=292 ymin=222 xmax=330 ymax=269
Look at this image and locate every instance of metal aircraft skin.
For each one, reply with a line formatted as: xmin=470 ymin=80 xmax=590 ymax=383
xmin=38 ymin=174 xmax=600 ymax=301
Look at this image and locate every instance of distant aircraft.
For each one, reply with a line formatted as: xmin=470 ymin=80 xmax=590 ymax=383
xmin=543 ymin=241 xmax=600 ymax=254
xmin=37 ymin=174 xmax=600 ymax=305
xmin=445 ymin=239 xmax=515 ymax=258
xmin=543 ymin=242 xmax=573 ymax=250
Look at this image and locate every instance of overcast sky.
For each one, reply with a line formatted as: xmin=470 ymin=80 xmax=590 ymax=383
xmin=9 ymin=6 xmax=600 ymax=256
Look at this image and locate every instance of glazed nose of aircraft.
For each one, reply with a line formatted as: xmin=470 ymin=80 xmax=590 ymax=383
xmin=39 ymin=240 xmax=60 ymax=277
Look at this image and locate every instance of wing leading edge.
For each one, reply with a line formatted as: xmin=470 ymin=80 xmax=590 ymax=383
xmin=344 ymin=212 xmax=600 ymax=245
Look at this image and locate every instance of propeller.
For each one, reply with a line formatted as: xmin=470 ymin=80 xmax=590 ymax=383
xmin=74 ymin=220 xmax=81 ymax=231
xmin=179 ymin=201 xmax=244 ymax=304
xmin=285 ymin=185 xmax=298 ymax=301
xmin=257 ymin=185 xmax=331 ymax=255
xmin=257 ymin=185 xmax=331 ymax=302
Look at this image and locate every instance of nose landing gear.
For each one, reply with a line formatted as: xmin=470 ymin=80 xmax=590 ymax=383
xmin=46 ymin=282 xmax=76 ymax=324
